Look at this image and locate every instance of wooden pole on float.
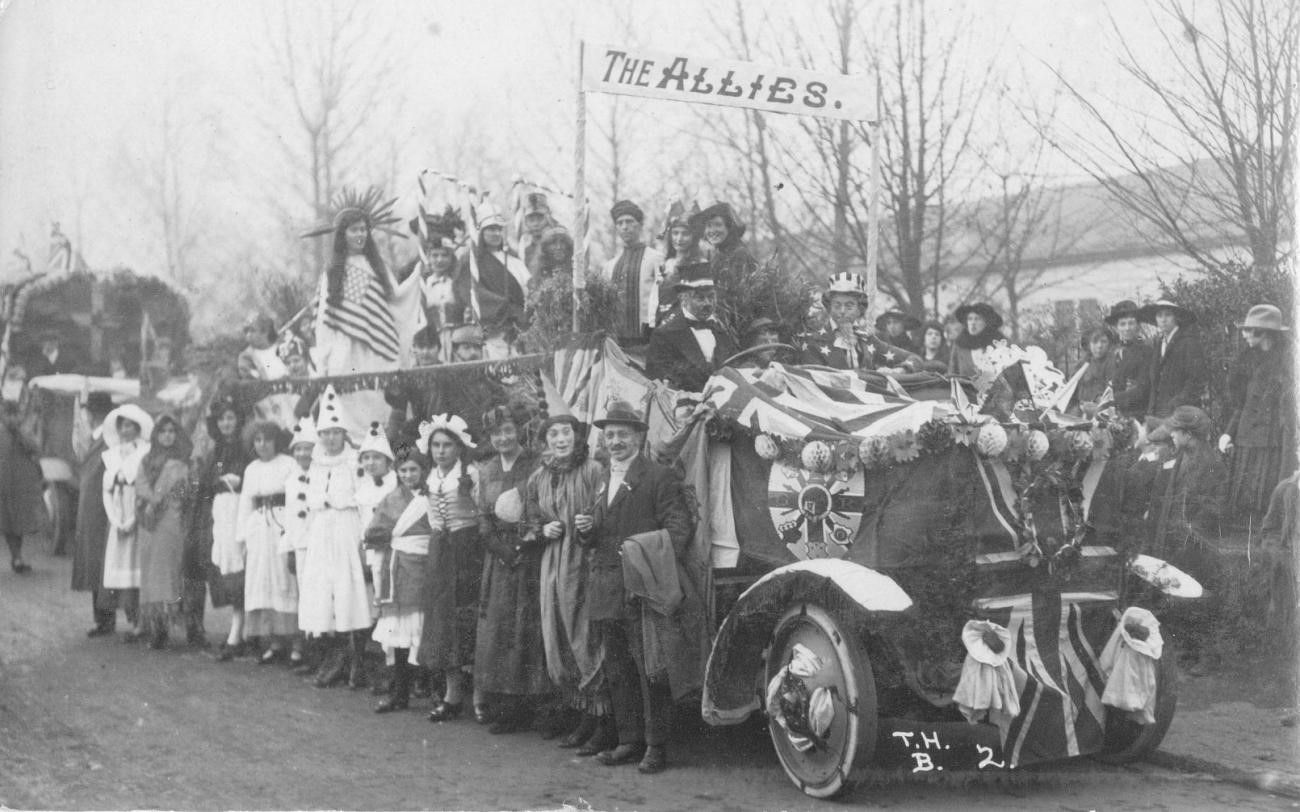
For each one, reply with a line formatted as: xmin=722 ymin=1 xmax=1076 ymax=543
xmin=865 ymin=78 xmax=882 ymax=323
xmin=572 ymin=40 xmax=587 ymax=333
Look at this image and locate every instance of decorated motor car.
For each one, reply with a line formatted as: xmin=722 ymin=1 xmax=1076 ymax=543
xmin=222 ymin=334 xmax=1199 ymax=800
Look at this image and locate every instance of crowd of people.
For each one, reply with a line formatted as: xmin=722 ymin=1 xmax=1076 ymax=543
xmin=65 ymin=371 xmax=705 ymax=775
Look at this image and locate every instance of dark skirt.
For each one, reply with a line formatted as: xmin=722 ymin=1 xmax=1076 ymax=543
xmin=474 ymin=531 xmax=553 ymax=697
xmin=1229 ymin=445 xmax=1295 ymax=521
xmin=208 ymin=568 xmax=245 ymax=609
xmin=419 ymin=526 xmax=482 ymax=671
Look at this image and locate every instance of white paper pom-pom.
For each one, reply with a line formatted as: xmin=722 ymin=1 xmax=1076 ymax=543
xmin=755 ymin=433 xmax=781 ymax=461
xmin=493 ymin=489 xmax=524 ymax=523
xmin=975 ymin=422 xmax=1009 ymax=457
xmin=801 ymin=440 xmax=833 ymax=472
xmin=1026 ymin=429 xmax=1050 ymax=460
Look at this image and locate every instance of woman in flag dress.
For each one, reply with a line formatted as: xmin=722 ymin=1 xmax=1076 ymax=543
xmin=101 ymin=404 xmax=153 ymax=642
xmin=236 ymin=421 xmax=299 ymax=664
xmin=305 ymin=188 xmax=422 ymax=434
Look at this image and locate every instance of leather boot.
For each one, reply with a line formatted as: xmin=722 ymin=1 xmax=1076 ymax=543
xmin=347 ymin=631 xmax=367 ymax=690
xmin=314 ymin=639 xmax=347 ymax=688
xmin=577 ymin=716 xmax=618 ymax=756
xmin=558 ymin=713 xmax=597 ymax=749
xmin=375 ymin=653 xmax=411 ymax=713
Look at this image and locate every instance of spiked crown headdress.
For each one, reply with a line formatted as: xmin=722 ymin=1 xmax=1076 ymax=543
xmin=301 ymin=186 xmax=406 ymax=240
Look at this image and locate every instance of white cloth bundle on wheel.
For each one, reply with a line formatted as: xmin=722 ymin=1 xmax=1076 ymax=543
xmin=1099 ymin=606 xmax=1163 ymax=724
xmin=953 ymin=619 xmax=1024 ymax=743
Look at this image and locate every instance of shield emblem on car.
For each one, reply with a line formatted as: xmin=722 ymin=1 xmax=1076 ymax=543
xmin=767 ymin=462 xmax=866 ymax=560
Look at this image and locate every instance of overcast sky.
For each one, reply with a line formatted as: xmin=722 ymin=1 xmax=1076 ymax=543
xmin=0 ymin=0 xmax=1174 ymax=298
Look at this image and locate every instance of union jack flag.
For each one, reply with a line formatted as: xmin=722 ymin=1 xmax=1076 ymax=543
xmin=975 ymin=590 xmax=1114 ymax=767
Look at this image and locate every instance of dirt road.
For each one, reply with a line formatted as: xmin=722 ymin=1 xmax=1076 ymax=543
xmin=0 ymin=550 xmax=1292 ymax=811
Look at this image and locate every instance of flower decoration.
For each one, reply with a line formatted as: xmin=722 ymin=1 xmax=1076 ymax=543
xmin=833 ymin=441 xmax=859 ymax=479
xmin=1068 ymin=430 xmax=1094 ymax=456
xmin=890 ymin=430 xmax=920 ymax=463
xmin=917 ymin=419 xmax=955 ymax=454
xmin=755 ymin=433 xmax=781 ymax=461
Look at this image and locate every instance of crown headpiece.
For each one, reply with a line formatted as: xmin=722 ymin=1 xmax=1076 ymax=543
xmin=301 ymin=185 xmax=406 ymax=240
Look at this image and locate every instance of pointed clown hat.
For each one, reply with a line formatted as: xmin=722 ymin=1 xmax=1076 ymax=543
xmin=359 ymin=420 xmax=395 ymax=460
xmin=316 ymin=384 xmax=351 ymax=437
xmin=289 ymin=416 xmax=318 ymax=449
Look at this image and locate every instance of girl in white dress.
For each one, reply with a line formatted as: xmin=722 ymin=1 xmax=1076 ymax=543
xmin=237 ymin=422 xmax=299 ymax=664
xmin=101 ymin=404 xmax=154 ymax=643
xmin=298 ymin=385 xmax=372 ymax=689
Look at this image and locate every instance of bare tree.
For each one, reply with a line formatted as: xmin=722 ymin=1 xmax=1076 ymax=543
xmin=262 ymin=0 xmax=405 ymax=274
xmin=1048 ymin=0 xmax=1296 ymax=273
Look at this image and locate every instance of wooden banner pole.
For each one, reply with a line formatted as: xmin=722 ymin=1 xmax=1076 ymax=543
xmin=865 ymin=81 xmax=882 ymax=322
xmin=572 ymin=41 xmax=588 ymax=333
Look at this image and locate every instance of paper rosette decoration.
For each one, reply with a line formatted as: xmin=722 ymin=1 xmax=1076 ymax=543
xmin=755 ymin=433 xmax=781 ymax=461
xmin=1026 ymin=429 xmax=1050 ymax=460
xmin=800 ymin=440 xmax=833 ymax=473
xmin=975 ymin=422 xmax=1009 ymax=457
xmin=952 ymin=619 xmax=1022 ymax=744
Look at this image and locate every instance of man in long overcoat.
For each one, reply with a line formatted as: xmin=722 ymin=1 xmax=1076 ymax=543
xmin=577 ymin=402 xmax=693 ymax=774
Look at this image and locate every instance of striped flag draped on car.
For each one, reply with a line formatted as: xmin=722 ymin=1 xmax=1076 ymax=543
xmin=319 ymin=261 xmax=400 ymax=362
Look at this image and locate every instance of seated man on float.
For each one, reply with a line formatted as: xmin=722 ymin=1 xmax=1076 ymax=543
xmin=645 ymin=261 xmax=738 ymax=392
xmin=799 ymin=272 xmax=920 ymax=373
xmin=734 ymin=317 xmax=785 ymax=369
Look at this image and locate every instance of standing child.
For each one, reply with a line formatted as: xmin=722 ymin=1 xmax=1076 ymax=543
xmin=281 ymin=418 xmax=317 ymax=672
xmin=238 ymin=422 xmax=299 ymax=664
xmin=135 ymin=414 xmax=192 ymax=650
xmin=367 ymin=444 xmax=434 ymax=714
xmin=298 ymin=386 xmax=373 ymax=689
xmin=356 ymin=421 xmax=397 ymax=691
xmin=200 ymin=396 xmax=252 ymax=661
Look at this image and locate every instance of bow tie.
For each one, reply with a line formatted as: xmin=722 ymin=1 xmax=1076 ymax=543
xmin=684 ymin=318 xmax=712 ymax=330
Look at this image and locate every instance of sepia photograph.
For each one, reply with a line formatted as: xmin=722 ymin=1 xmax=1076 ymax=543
xmin=0 ymin=0 xmax=1295 ymax=808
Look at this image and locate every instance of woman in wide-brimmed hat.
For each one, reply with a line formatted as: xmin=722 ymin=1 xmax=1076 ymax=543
xmin=949 ymin=302 xmax=1006 ymax=378
xmin=1146 ymin=404 xmax=1227 ymax=674
xmin=689 ymin=201 xmax=758 ymax=332
xmin=1135 ymin=298 xmax=1206 ymax=419
xmin=1221 ymin=304 xmax=1295 ymax=521
xmin=1105 ymin=300 xmax=1154 ymax=420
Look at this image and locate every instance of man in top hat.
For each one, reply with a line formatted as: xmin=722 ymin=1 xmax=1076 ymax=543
xmin=602 ymin=200 xmax=665 ymax=344
xmin=576 ymin=401 xmax=694 ymax=774
xmin=517 ymin=191 xmax=555 ymax=276
xmin=1136 ymin=299 xmax=1206 ymax=421
xmin=1104 ymin=300 xmax=1153 ymax=419
xmin=800 ymin=273 xmax=921 ymax=373
xmin=454 ymin=201 xmax=529 ymax=359
xmin=645 ymin=261 xmax=738 ymax=392
xmin=875 ymin=309 xmax=921 ymax=354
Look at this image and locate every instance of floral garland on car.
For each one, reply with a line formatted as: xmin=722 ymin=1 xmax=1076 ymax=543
xmin=747 ymin=408 xmax=1138 ymax=572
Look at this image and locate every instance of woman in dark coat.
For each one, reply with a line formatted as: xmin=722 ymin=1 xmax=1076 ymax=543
xmin=473 ymin=403 xmax=551 ymax=733
xmin=1145 ymin=406 xmax=1227 ymax=673
xmin=875 ymin=310 xmax=921 ymax=354
xmin=71 ymin=393 xmax=126 ymax=635
xmin=189 ymin=396 xmax=251 ymax=654
xmin=690 ymin=202 xmax=759 ymax=333
xmin=1221 ymin=304 xmax=1296 ymax=521
xmin=0 ymin=401 xmax=47 ymax=574
xmin=949 ymin=303 xmax=1006 ymax=379
xmin=136 ymin=414 xmax=192 ymax=649
xmin=1136 ymin=299 xmax=1206 ymax=421
xmin=1075 ymin=327 xmax=1118 ymax=409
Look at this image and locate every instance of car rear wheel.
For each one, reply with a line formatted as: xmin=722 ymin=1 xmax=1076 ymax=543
xmin=765 ymin=603 xmax=878 ymax=799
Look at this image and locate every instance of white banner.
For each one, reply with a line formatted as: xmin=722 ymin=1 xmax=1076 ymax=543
xmin=582 ymin=42 xmax=875 ymax=122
